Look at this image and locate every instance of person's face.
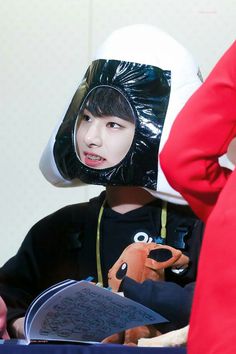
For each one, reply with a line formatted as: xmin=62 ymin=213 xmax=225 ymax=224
xmin=76 ymin=108 xmax=135 ymax=169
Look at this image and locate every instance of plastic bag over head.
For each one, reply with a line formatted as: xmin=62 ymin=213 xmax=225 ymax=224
xmin=39 ymin=24 xmax=202 ymax=204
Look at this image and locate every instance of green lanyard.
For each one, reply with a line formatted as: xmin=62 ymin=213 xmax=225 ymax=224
xmin=160 ymin=200 xmax=167 ymax=239
xmin=95 ymin=199 xmax=168 ymax=286
xmin=96 ymin=199 xmax=106 ymax=286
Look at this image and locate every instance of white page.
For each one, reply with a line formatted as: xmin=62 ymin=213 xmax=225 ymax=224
xmin=25 ymin=280 xmax=167 ymax=342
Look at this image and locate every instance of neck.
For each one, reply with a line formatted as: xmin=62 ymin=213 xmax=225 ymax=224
xmin=105 ymin=186 xmax=156 ymax=214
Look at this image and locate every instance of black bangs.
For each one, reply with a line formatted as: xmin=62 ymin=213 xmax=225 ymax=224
xmin=83 ymin=87 xmax=134 ymax=123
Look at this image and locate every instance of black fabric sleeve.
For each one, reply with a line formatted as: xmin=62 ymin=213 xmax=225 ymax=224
xmin=121 ymin=277 xmax=195 ymax=331
xmin=165 ymin=217 xmax=204 ymax=286
xmin=182 ymin=219 xmax=204 ymax=282
xmin=0 ymin=203 xmax=87 ymax=327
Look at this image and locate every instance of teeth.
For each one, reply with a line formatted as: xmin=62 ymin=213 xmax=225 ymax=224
xmin=87 ymin=154 xmax=102 ymax=161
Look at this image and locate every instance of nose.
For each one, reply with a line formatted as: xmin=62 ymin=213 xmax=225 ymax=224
xmin=84 ymin=121 xmax=102 ymax=147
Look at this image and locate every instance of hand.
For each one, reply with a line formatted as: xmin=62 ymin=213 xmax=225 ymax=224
xmin=10 ymin=317 xmax=25 ymax=339
xmin=102 ymin=325 xmax=162 ymax=345
xmin=0 ymin=297 xmax=9 ymax=339
xmin=138 ymin=325 xmax=189 ymax=347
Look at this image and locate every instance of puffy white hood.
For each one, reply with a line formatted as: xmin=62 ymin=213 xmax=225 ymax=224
xmin=39 ymin=24 xmax=202 ymax=204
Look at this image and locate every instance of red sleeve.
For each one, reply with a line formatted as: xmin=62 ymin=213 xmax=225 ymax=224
xmin=160 ymin=41 xmax=236 ymax=222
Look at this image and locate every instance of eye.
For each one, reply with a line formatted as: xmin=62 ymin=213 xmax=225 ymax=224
xmin=82 ymin=114 xmax=91 ymax=122
xmin=107 ymin=122 xmax=122 ymax=129
xmin=116 ymin=262 xmax=128 ymax=279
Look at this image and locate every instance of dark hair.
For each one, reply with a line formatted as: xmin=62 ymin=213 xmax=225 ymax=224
xmin=82 ymin=87 xmax=134 ymax=123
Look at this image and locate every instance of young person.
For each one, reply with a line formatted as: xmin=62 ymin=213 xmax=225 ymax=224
xmin=0 ymin=24 xmax=203 ymax=341
xmin=160 ymin=41 xmax=236 ymax=353
xmin=76 ymin=88 xmax=135 ymax=170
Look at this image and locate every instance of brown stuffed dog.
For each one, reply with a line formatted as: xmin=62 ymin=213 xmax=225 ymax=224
xmin=108 ymin=242 xmax=189 ymax=292
xmin=103 ymin=242 xmax=189 ymax=345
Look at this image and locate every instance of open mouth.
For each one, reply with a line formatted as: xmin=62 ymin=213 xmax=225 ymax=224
xmin=83 ymin=152 xmax=106 ymax=167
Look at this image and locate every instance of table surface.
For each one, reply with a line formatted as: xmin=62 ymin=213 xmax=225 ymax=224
xmin=0 ymin=341 xmax=186 ymax=354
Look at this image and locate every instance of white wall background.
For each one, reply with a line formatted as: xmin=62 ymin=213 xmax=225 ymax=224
xmin=0 ymin=0 xmax=235 ymax=265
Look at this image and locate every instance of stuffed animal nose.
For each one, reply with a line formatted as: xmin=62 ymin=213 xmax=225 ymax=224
xmin=145 ymin=246 xmax=182 ymax=270
xmin=148 ymin=248 xmax=173 ymax=262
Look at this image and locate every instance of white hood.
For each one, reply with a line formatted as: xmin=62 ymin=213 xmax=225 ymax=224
xmin=39 ymin=24 xmax=202 ymax=204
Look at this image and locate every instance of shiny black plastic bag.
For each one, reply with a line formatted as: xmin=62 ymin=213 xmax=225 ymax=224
xmin=53 ymin=59 xmax=170 ymax=190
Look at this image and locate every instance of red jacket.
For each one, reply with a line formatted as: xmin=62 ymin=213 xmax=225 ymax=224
xmin=160 ymin=41 xmax=236 ymax=353
xmin=161 ymin=41 xmax=236 ymax=222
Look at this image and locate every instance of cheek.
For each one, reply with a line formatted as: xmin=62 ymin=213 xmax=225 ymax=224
xmin=76 ymin=128 xmax=86 ymax=156
xmin=76 ymin=131 xmax=81 ymax=147
xmin=108 ymin=141 xmax=130 ymax=161
xmin=120 ymin=130 xmax=134 ymax=154
xmin=104 ymin=129 xmax=134 ymax=163
xmin=76 ymin=126 xmax=86 ymax=144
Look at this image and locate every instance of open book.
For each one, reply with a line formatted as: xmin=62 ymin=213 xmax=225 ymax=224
xmin=24 ymin=279 xmax=167 ymax=343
